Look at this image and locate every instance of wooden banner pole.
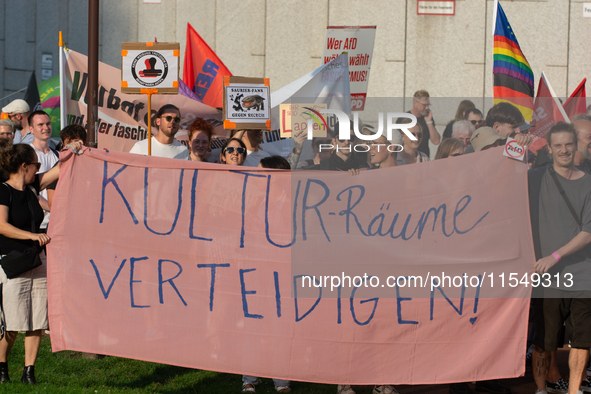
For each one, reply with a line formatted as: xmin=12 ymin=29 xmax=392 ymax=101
xmin=147 ymin=92 xmax=152 ymax=156
xmin=141 ymin=88 xmax=158 ymax=156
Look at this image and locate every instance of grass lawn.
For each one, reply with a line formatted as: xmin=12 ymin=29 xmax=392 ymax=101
xmin=0 ymin=334 xmax=351 ymax=394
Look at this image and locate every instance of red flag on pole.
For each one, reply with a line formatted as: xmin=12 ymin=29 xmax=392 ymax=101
xmin=530 ymin=72 xmax=570 ymax=152
xmin=183 ymin=23 xmax=232 ymax=109
xmin=563 ymin=78 xmax=587 ymax=119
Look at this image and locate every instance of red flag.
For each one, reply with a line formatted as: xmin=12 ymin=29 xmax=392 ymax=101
xmin=563 ymin=78 xmax=587 ymax=119
xmin=183 ymin=23 xmax=232 ymax=108
xmin=530 ymin=72 xmax=570 ymax=152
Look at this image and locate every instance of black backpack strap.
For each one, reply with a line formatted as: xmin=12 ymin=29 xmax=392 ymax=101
xmin=528 ymin=165 xmax=548 ymax=260
xmin=548 ymin=166 xmax=583 ymax=230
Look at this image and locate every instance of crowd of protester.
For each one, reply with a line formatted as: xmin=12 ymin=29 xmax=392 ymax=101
xmin=1 ymin=93 xmax=591 ymax=394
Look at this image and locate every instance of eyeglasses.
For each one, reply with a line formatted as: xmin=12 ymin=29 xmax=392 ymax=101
xmin=162 ymin=116 xmax=181 ymax=123
xmin=470 ymin=120 xmax=483 ymax=125
xmin=29 ymin=162 xmax=41 ymax=170
xmin=224 ymin=147 xmax=246 ymax=155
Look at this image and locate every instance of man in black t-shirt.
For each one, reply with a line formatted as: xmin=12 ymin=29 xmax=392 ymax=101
xmin=529 ymin=122 xmax=591 ymax=394
xmin=409 ymin=90 xmax=440 ymax=157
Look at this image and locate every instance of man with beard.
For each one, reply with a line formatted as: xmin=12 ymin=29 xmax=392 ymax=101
xmin=529 ymin=122 xmax=591 ymax=394
xmin=408 ymin=90 xmax=440 ymax=157
xmin=573 ymin=114 xmax=591 ymax=174
xmin=234 ymin=129 xmax=271 ymax=167
xmin=1 ymin=99 xmax=31 ymax=144
xmin=129 ymin=104 xmax=189 ymax=160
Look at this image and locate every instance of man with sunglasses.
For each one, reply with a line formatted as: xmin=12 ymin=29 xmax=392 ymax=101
xmin=464 ymin=108 xmax=484 ymax=129
xmin=129 ymin=104 xmax=190 ymax=160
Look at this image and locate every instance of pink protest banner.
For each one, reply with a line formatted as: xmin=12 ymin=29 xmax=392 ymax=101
xmin=47 ymin=148 xmax=533 ymax=384
xmin=64 ymin=49 xmax=222 ymax=153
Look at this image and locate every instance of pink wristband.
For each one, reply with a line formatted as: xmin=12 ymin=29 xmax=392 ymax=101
xmin=552 ymin=252 xmax=561 ymax=262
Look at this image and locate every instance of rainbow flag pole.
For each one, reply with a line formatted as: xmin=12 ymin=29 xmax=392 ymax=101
xmin=492 ymin=0 xmax=534 ymax=121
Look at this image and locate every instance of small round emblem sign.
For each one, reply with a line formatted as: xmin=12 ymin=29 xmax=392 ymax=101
xmin=130 ymin=51 xmax=169 ymax=87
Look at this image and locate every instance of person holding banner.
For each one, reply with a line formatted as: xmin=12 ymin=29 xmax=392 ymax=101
xmin=129 ymin=104 xmax=190 ymax=160
xmin=241 ymin=155 xmax=292 ymax=394
xmin=0 ymin=139 xmax=74 ymax=385
xmin=187 ymin=118 xmax=214 ymax=162
xmin=396 ymin=122 xmax=429 ymax=165
xmin=368 ymin=133 xmax=397 ymax=169
xmin=529 ymin=122 xmax=591 ymax=394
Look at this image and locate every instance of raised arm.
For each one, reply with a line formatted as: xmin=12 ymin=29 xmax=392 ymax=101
xmin=287 ymin=130 xmax=307 ymax=169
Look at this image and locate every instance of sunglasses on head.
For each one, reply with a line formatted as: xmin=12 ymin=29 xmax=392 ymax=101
xmin=224 ymin=147 xmax=246 ymax=155
xmin=162 ymin=116 xmax=181 ymax=123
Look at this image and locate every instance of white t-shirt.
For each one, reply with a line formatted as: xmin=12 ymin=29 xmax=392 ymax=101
xmin=129 ymin=137 xmax=190 ymax=160
xmin=30 ymin=144 xmax=58 ymax=230
xmin=243 ymin=148 xmax=271 ymax=168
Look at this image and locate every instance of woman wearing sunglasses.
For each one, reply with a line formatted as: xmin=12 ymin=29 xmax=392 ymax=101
xmin=219 ymin=138 xmax=247 ymax=166
xmin=396 ymin=124 xmax=430 ymax=165
xmin=0 ymin=139 xmax=67 ymax=385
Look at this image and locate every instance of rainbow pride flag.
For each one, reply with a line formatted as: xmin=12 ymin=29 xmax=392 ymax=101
xmin=493 ymin=0 xmax=534 ymax=121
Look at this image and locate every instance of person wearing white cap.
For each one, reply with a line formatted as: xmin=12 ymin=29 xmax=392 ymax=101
xmin=1 ymin=99 xmax=31 ymax=144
